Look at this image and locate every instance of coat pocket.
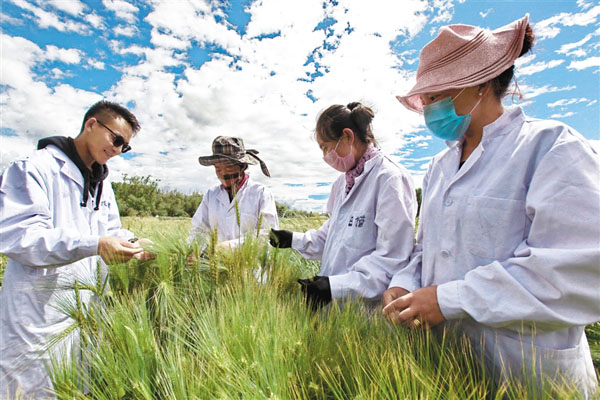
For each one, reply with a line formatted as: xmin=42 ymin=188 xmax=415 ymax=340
xmin=493 ymin=331 xmax=594 ymax=393
xmin=464 ymin=196 xmax=526 ymax=259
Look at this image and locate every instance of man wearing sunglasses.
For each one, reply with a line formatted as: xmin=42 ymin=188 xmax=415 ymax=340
xmin=0 ymin=100 xmax=154 ymax=398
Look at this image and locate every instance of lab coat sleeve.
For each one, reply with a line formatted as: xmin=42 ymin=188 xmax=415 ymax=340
xmin=388 ymin=164 xmax=432 ymax=292
xmin=103 ymin=181 xmax=134 ymax=239
xmin=258 ymin=186 xmax=279 ymax=231
xmin=0 ymin=160 xmax=99 ymax=267
xmin=329 ymin=172 xmax=417 ymax=301
xmin=437 ymin=136 xmax=600 ymax=332
xmin=188 ymin=193 xmax=211 ymax=244
xmin=291 ymin=182 xmax=336 ymax=260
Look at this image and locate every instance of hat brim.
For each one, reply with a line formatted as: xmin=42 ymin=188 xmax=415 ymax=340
xmin=397 ymin=14 xmax=529 ymax=113
xmin=198 ymin=153 xmax=259 ymax=167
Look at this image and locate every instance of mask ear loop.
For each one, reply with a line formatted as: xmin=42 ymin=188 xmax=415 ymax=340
xmin=451 ymin=88 xmax=467 ymax=102
xmin=469 ymin=84 xmax=490 ymax=114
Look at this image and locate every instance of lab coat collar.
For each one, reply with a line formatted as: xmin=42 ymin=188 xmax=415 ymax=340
xmin=444 ymin=106 xmax=524 ymax=150
xmin=440 ymin=106 xmax=525 ymax=188
xmin=217 ymin=174 xmax=251 ymax=208
xmin=46 ymin=145 xmax=85 ymax=190
xmin=341 ymin=152 xmax=382 ymax=203
xmin=480 ymin=105 xmax=524 ymax=143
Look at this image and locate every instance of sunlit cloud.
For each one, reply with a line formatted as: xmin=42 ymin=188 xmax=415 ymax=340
xmin=534 ymin=5 xmax=600 ymax=40
xmin=517 ymin=59 xmax=564 ymax=76
xmin=550 ymin=111 xmax=575 ymax=118
xmin=556 ymin=32 xmax=594 ymax=55
xmin=44 ymin=45 xmax=83 ymax=64
xmin=0 ymin=11 xmax=23 ymax=25
xmin=576 ymin=0 xmax=594 ymax=11
xmin=519 ymin=83 xmax=576 ymax=99
xmin=102 ymin=0 xmax=139 ymax=24
xmin=567 ymin=56 xmax=600 ymax=71
xmin=1 ymin=1 xmax=598 ymax=210
xmin=114 ymin=24 xmax=139 ymax=38
xmin=547 ymin=97 xmax=589 ymax=107
xmin=10 ymin=0 xmax=89 ymax=33
xmin=43 ymin=0 xmax=85 ymax=16
xmin=479 ymin=9 xmax=493 ymax=18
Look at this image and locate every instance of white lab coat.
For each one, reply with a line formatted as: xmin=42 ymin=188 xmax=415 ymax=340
xmin=390 ymin=106 xmax=600 ymax=394
xmin=189 ymin=175 xmax=279 ymax=247
xmin=0 ymin=145 xmax=132 ymax=399
xmin=292 ymin=152 xmax=417 ymax=303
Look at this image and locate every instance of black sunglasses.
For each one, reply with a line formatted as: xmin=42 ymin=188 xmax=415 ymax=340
xmin=96 ymin=119 xmax=132 ymax=153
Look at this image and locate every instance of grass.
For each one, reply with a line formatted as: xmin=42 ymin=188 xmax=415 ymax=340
xmin=0 ymin=216 xmax=598 ymax=398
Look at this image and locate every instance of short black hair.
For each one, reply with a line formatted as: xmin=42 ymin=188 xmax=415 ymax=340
xmin=80 ymin=100 xmax=140 ymax=135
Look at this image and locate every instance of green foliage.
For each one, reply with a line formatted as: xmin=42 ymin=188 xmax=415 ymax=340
xmin=39 ymin=217 xmax=596 ymax=399
xmin=1 ymin=216 xmax=598 ymax=398
xmin=276 ymin=201 xmax=325 ymax=218
xmin=112 ymin=174 xmax=203 ymax=217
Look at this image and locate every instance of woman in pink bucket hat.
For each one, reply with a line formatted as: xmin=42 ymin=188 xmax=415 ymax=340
xmin=383 ymin=15 xmax=599 ymax=396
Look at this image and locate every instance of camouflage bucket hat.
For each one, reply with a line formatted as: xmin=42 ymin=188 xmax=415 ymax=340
xmin=198 ymin=136 xmax=270 ymax=177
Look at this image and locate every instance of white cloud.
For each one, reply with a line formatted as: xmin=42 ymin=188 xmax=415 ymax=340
xmin=567 ymin=56 xmax=600 ymax=71
xmin=556 ymin=33 xmax=593 ymax=56
xmin=0 ymin=135 xmax=38 ymax=173
xmin=44 ymin=45 xmax=83 ymax=64
xmin=514 ymin=53 xmax=536 ymax=68
xmin=1 ymin=12 xmax=23 ymax=25
xmin=479 ymin=9 xmax=493 ymax=19
xmin=114 ymin=24 xmax=139 ymax=37
xmin=49 ymin=67 xmax=67 ymax=79
xmin=88 ymin=0 xmax=431 ymax=210
xmin=519 ymin=83 xmax=576 ymax=99
xmin=0 ymin=34 xmax=101 ymax=143
xmin=577 ymin=0 xmax=594 ymax=11
xmin=145 ymin=0 xmax=241 ymax=53
xmin=84 ymin=12 xmax=103 ymax=29
xmin=429 ymin=0 xmax=454 ymax=24
xmin=102 ymin=0 xmax=139 ymax=24
xmin=547 ymin=98 xmax=589 ymax=108
xmin=150 ymin=29 xmax=189 ymax=50
xmin=10 ymin=0 xmax=89 ymax=33
xmin=8 ymin=1 xmax=596 ymax=210
xmin=587 ymin=99 xmax=598 ymax=107
xmin=43 ymin=0 xmax=85 ymax=16
xmin=517 ymin=59 xmax=564 ymax=76
xmin=534 ymin=5 xmax=600 ymax=40
xmin=86 ymin=59 xmax=106 ymax=70
xmin=550 ymin=111 xmax=575 ymax=118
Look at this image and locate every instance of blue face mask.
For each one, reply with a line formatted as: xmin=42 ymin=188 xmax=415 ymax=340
xmin=423 ymin=88 xmax=483 ymax=141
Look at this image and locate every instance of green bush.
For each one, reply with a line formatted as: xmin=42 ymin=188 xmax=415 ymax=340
xmin=113 ymin=175 xmax=203 ymax=217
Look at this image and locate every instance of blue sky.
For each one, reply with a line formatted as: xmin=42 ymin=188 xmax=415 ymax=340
xmin=1 ymin=0 xmax=599 ymax=210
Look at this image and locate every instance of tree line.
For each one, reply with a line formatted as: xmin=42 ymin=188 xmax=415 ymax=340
xmin=112 ymin=175 xmax=422 ymax=218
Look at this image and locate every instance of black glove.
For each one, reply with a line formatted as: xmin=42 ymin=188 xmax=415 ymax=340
xmin=298 ymin=276 xmax=332 ymax=310
xmin=269 ymin=229 xmax=293 ymax=248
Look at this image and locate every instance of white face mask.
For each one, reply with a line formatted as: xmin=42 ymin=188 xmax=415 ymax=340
xmin=323 ymin=137 xmax=356 ymax=172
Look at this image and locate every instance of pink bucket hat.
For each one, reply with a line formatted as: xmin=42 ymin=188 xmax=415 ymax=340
xmin=397 ymin=14 xmax=529 ymax=113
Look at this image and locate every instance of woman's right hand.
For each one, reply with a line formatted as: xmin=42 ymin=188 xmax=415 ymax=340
xmin=269 ymin=229 xmax=293 ymax=248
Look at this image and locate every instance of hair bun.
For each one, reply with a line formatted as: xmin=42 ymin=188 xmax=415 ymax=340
xmin=519 ymin=23 xmax=534 ymax=57
xmin=347 ymin=102 xmax=361 ymax=111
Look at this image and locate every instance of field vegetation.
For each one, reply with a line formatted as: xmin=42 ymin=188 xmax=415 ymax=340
xmin=0 ymin=173 xmax=597 ymax=399
xmin=0 ymin=217 xmax=586 ymax=398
